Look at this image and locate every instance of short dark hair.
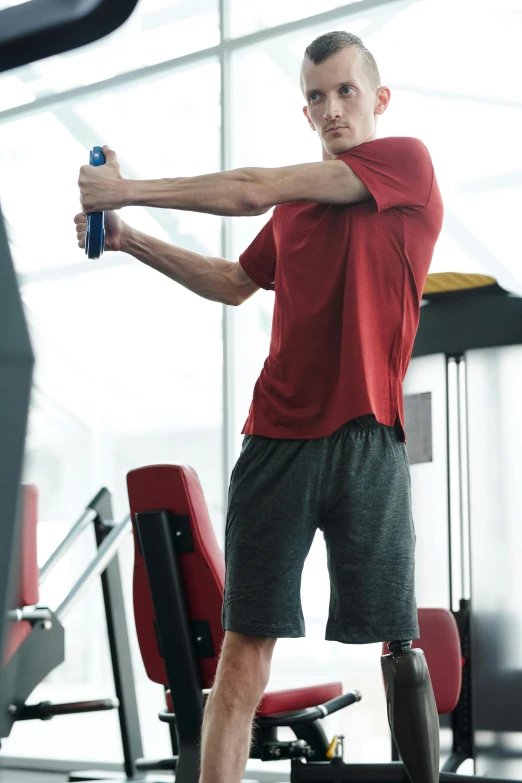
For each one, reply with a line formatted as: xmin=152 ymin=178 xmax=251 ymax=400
xmin=303 ymin=31 xmax=381 ymax=89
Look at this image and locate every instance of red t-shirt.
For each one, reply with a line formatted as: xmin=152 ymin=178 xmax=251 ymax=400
xmin=239 ymin=136 xmax=443 ymax=440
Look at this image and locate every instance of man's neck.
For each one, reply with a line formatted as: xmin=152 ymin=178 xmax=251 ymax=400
xmin=322 ymin=134 xmax=377 ymax=160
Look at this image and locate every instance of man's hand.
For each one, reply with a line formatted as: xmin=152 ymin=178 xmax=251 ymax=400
xmin=74 ymin=210 xmax=127 ymax=253
xmin=78 ymin=146 xmax=127 ymax=213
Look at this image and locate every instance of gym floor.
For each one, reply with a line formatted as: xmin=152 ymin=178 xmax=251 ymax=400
xmin=0 ymin=772 xmax=65 ymax=782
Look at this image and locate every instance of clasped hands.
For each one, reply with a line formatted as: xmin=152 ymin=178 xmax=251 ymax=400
xmin=78 ymin=145 xmax=127 ymax=214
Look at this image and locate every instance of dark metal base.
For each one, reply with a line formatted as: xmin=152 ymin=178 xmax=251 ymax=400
xmin=290 ymin=758 xmax=518 ymax=783
xmin=69 ymin=771 xmax=260 ymax=783
xmin=68 ymin=771 xmax=171 ymax=782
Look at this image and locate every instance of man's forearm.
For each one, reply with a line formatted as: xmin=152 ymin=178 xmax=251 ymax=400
xmin=123 ymin=168 xmax=269 ymax=217
xmin=121 ymin=225 xmax=240 ymax=305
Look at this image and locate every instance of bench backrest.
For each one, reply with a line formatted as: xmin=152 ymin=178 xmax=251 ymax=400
xmin=127 ymin=464 xmax=225 ymax=690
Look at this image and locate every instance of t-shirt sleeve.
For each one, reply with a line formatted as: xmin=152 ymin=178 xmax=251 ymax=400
xmin=239 ymin=213 xmax=276 ymax=291
xmin=338 ymin=137 xmax=434 ymax=212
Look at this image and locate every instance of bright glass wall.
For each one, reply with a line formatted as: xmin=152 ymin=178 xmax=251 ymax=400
xmin=0 ymin=0 xmax=521 ymax=771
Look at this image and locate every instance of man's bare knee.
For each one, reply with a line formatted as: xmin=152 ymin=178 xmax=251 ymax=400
xmin=213 ymin=631 xmax=277 ymax=706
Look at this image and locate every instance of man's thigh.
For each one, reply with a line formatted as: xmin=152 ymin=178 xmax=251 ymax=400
xmin=222 ymin=435 xmax=323 ymax=638
xmin=322 ymin=417 xmax=419 ymax=644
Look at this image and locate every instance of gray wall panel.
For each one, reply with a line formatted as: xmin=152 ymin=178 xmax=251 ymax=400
xmin=403 ymin=354 xmax=450 ymax=610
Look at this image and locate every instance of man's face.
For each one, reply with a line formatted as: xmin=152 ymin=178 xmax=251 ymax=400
xmin=301 ymin=47 xmax=390 ymax=158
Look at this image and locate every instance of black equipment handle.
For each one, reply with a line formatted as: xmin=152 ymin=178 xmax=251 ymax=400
xmin=257 ymin=690 xmax=362 ymax=727
xmin=16 ymin=698 xmax=118 ymax=721
xmin=0 ymin=0 xmax=140 ymax=73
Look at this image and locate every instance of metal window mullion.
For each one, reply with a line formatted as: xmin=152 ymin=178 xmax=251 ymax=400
xmin=220 ymin=0 xmax=234 ymax=545
xmin=447 ymin=352 xmax=473 ymax=611
xmin=457 ymin=357 xmax=471 ymax=601
xmin=447 ymin=356 xmax=462 ymax=612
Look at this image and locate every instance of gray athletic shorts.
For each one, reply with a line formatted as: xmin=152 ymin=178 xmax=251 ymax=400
xmin=222 ymin=415 xmax=419 ymax=644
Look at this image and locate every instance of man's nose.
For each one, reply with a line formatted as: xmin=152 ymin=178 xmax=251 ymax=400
xmin=324 ymin=98 xmax=342 ymax=120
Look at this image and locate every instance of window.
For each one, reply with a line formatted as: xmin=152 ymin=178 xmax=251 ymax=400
xmin=227 ymin=0 xmax=364 ymax=39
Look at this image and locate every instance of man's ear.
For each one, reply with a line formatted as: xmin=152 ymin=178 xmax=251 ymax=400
xmin=302 ymin=105 xmax=316 ymax=131
xmin=375 ymin=86 xmax=391 ymax=116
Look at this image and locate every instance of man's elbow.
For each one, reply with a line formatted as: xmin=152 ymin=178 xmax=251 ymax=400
xmin=240 ymin=175 xmax=272 ymax=216
xmin=244 ymin=203 xmax=272 ymax=216
xmin=241 ymin=194 xmax=271 ymax=217
xmin=228 ymin=287 xmax=256 ymax=306
xmin=227 ymin=292 xmax=243 ymax=306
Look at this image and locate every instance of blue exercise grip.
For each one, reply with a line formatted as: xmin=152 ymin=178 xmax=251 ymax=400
xmin=85 ymin=146 xmax=106 ymax=259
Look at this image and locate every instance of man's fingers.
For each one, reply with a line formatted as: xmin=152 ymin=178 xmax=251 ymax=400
xmin=75 ymin=209 xmax=86 ymax=249
xmin=102 ymin=145 xmax=117 ymax=163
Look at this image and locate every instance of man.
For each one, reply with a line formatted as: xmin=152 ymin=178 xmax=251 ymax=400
xmin=76 ymin=31 xmax=443 ymax=783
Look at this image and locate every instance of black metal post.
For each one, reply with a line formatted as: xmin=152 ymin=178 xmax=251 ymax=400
xmin=135 ymin=510 xmax=205 ymax=783
xmin=92 ymin=490 xmax=143 ymax=779
xmin=164 ymin=686 xmax=180 ymax=757
xmin=450 ymin=600 xmax=474 ymax=766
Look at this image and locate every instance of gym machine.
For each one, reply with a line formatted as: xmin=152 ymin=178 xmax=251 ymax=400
xmin=1 ymin=486 xmax=144 ymax=781
xmin=403 ymin=272 xmax=522 ymax=779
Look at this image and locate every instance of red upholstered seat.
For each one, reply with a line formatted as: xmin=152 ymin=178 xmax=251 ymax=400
xmin=382 ymin=608 xmax=462 ymax=714
xmin=166 ymin=681 xmax=343 ymax=718
xmin=3 ymin=485 xmax=39 ymax=666
xmin=256 ymin=682 xmax=343 ymax=717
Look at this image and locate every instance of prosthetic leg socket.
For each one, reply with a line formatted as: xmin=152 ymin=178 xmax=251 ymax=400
xmin=381 ymin=642 xmax=440 ymax=783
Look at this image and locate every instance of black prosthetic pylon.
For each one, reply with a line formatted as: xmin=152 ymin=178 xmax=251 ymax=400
xmin=381 ymin=640 xmax=440 ymax=783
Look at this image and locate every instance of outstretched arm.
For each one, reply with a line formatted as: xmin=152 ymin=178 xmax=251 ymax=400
xmin=74 ymin=212 xmax=260 ymax=306
xmin=120 ymin=227 xmax=260 ymax=305
xmin=79 ymin=146 xmax=371 ymax=216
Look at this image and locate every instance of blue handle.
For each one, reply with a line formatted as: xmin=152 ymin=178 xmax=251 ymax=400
xmin=89 ymin=146 xmax=105 ymax=167
xmin=85 ymin=146 xmax=106 ymax=259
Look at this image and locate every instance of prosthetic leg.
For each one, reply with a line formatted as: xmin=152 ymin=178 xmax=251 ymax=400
xmin=381 ymin=640 xmax=440 ymax=783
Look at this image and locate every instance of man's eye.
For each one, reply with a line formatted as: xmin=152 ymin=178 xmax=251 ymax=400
xmin=309 ymin=93 xmax=318 ymax=101
xmin=341 ymin=86 xmax=353 ymax=94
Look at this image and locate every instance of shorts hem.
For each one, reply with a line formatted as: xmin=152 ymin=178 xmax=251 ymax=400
xmin=326 ymin=627 xmax=420 ymax=645
xmin=222 ymin=621 xmax=304 ymax=638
